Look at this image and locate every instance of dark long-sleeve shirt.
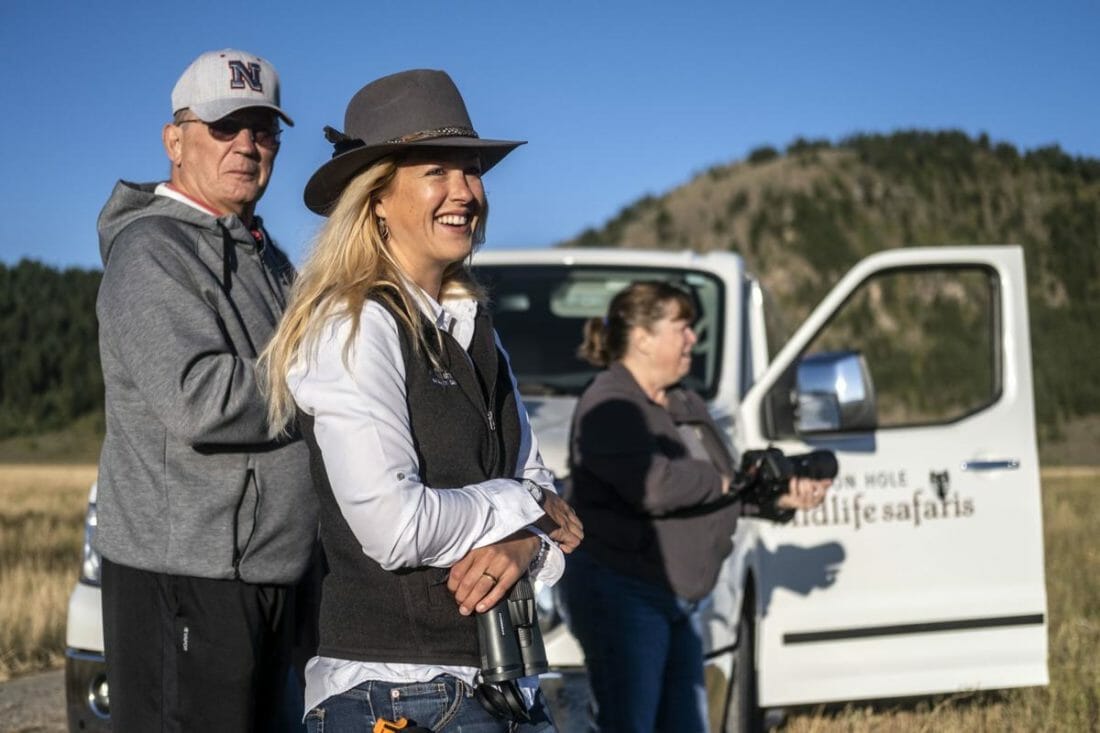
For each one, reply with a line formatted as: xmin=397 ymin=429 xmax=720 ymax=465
xmin=568 ymin=362 xmax=749 ymax=601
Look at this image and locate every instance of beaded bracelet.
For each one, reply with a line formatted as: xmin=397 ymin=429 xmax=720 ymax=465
xmin=529 ymin=534 xmax=550 ymax=574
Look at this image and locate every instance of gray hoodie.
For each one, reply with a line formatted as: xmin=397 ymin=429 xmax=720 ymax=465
xmin=94 ymin=180 xmax=317 ymax=584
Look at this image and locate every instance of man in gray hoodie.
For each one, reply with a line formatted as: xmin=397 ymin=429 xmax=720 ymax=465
xmin=95 ymin=49 xmax=318 ymax=731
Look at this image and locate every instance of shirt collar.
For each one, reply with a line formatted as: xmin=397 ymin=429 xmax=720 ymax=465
xmin=154 ymin=183 xmax=258 ymax=230
xmin=404 ymin=279 xmax=479 ymax=351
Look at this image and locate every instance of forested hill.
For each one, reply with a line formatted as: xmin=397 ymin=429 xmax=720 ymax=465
xmin=1 ymin=131 xmax=1097 ymax=445
xmin=0 ymin=260 xmax=102 ymax=438
xmin=561 ymin=130 xmax=1100 ymax=434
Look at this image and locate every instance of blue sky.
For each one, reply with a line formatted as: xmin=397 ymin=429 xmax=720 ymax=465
xmin=1 ymin=0 xmax=1097 ymax=269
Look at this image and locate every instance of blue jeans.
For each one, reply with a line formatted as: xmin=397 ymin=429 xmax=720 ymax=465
xmin=304 ymin=675 xmax=556 ymax=732
xmin=559 ymin=549 xmax=709 ymax=733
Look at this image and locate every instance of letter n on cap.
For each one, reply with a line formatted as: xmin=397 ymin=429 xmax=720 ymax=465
xmin=228 ymin=60 xmax=263 ymax=92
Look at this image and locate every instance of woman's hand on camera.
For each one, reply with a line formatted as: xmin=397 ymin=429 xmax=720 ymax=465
xmin=534 ymin=491 xmax=584 ymax=553
xmin=777 ymin=476 xmax=831 ymax=510
xmin=448 ymin=530 xmax=541 ymax=616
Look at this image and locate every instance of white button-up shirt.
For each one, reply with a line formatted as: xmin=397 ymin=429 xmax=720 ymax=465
xmin=288 ymin=288 xmax=563 ymax=714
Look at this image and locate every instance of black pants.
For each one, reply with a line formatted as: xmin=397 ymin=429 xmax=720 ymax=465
xmin=101 ymin=558 xmax=301 ymax=732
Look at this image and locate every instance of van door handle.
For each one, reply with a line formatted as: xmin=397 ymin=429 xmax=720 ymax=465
xmin=961 ymin=460 xmax=1020 ymax=471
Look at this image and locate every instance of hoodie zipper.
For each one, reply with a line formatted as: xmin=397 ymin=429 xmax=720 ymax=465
xmin=220 ymin=222 xmax=287 ymax=311
xmin=252 ymin=227 xmax=287 ymax=309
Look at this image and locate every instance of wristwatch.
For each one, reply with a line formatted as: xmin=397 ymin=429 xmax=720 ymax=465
xmin=522 ymin=479 xmax=547 ymax=507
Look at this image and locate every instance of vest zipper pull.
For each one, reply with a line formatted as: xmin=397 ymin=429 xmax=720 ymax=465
xmin=487 ymin=410 xmax=496 ymax=431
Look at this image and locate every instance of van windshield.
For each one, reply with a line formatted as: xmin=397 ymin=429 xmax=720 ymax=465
xmin=473 ymin=264 xmax=725 ymax=398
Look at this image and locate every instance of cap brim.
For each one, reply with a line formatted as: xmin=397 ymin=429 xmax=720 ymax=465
xmin=190 ymin=99 xmax=295 ymax=127
xmin=303 ymin=137 xmax=524 ymax=216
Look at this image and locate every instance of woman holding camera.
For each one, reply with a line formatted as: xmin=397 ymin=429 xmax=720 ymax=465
xmin=560 ymin=281 xmax=828 ymax=732
xmin=262 ymin=69 xmax=581 ymax=732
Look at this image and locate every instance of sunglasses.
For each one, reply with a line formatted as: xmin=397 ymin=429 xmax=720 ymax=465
xmin=178 ymin=117 xmax=281 ymax=148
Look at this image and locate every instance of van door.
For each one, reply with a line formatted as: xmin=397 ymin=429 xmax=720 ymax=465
xmin=737 ymin=246 xmax=1048 ymax=706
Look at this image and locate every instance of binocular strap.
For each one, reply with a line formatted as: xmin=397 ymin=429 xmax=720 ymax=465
xmin=474 ymin=679 xmax=530 ymax=723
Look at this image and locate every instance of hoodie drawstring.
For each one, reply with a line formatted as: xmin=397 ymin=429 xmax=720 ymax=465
xmin=219 ymin=225 xmax=236 ymax=294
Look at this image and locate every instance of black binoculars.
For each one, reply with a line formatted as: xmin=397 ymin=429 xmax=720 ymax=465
xmin=476 ymin=575 xmax=548 ymax=681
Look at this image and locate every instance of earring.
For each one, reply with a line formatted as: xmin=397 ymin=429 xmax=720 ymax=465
xmin=378 ymin=218 xmax=389 ymax=240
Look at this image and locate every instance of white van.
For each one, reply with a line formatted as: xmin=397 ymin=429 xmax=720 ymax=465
xmin=66 ymin=245 xmax=1047 ymax=732
xmin=472 ymin=245 xmax=1047 ymax=730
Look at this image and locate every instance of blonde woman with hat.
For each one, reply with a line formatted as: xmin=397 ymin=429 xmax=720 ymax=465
xmin=262 ymin=69 xmax=582 ymax=731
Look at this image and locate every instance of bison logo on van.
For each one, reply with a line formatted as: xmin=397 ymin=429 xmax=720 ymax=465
xmin=930 ymin=470 xmax=950 ymax=500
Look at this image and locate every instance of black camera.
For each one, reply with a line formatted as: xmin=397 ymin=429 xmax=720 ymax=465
xmin=474 ymin=575 xmax=548 ymax=721
xmin=737 ymin=447 xmax=838 ymax=501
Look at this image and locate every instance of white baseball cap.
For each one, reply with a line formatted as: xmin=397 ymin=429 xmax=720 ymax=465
xmin=171 ymin=48 xmax=294 ymax=126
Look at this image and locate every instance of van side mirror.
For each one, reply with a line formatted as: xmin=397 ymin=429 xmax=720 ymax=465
xmin=795 ymin=351 xmax=877 ymax=433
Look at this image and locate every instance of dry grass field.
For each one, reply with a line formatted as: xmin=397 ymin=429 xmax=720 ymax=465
xmin=0 ymin=464 xmax=1097 ymax=731
xmin=0 ymin=464 xmax=95 ymax=682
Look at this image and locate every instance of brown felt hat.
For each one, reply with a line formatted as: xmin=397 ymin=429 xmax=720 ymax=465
xmin=304 ymin=69 xmax=525 ymax=215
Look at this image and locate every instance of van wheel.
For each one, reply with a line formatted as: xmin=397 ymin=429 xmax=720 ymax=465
xmin=724 ymin=601 xmax=763 ymax=733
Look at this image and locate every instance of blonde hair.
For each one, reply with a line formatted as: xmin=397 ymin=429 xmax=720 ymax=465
xmin=261 ymin=154 xmax=487 ymax=435
xmin=578 ymin=281 xmax=695 ymax=367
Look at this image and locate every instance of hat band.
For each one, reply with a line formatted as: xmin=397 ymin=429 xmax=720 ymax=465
xmin=384 ymin=126 xmax=478 ymax=144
